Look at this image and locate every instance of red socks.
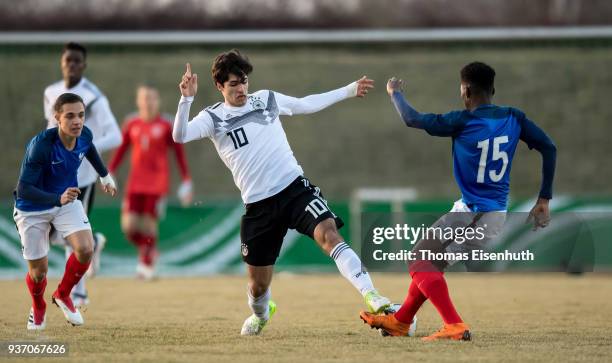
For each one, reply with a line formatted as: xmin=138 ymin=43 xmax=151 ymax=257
xmin=127 ymin=231 xmax=142 ymax=246
xmin=127 ymin=231 xmax=157 ymax=266
xmin=138 ymin=234 xmax=157 ymax=266
xmin=26 ymin=273 xmax=47 ymax=311
xmin=394 ymin=279 xmax=427 ymax=324
xmin=57 ymin=253 xmax=90 ymax=297
xmin=395 ymin=261 xmax=463 ymax=325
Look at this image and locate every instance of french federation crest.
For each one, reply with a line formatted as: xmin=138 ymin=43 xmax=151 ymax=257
xmin=79 ymin=152 xmax=85 ymax=161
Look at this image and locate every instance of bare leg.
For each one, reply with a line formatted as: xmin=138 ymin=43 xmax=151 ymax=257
xmin=246 ymin=264 xmax=274 ymax=319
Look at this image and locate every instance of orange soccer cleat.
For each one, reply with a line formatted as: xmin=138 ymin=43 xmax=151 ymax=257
xmin=422 ymin=323 xmax=471 ymax=342
xmin=359 ymin=311 xmax=412 ymax=337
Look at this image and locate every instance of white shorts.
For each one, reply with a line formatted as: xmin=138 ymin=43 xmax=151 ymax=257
xmin=430 ymin=199 xmax=506 ymax=265
xmin=13 ymin=201 xmax=92 ymax=260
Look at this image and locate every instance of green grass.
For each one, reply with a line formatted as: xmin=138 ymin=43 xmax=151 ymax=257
xmin=2 ymin=44 xmax=612 ymax=202
xmin=1 ymin=273 xmax=611 ymax=362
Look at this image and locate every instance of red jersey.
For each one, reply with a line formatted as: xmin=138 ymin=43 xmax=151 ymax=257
xmin=109 ymin=115 xmax=190 ymax=195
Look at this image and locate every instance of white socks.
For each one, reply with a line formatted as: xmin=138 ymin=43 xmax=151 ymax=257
xmin=330 ymin=242 xmax=375 ymax=296
xmin=248 ymin=287 xmax=271 ymax=321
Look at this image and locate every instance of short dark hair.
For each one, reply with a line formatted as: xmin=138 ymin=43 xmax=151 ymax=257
xmin=461 ymin=62 xmax=495 ymax=95
xmin=54 ymin=93 xmax=84 ymax=113
xmin=62 ymin=42 xmax=87 ymax=60
xmin=211 ymin=49 xmax=253 ymax=85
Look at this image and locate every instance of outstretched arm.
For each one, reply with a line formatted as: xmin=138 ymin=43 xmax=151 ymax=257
xmin=276 ymin=76 xmax=373 ymax=116
xmin=387 ymin=77 xmax=465 ymax=137
xmin=387 ymin=77 xmax=428 ymax=129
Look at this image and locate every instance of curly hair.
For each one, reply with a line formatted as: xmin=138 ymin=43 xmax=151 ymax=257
xmin=460 ymin=62 xmax=495 ymax=95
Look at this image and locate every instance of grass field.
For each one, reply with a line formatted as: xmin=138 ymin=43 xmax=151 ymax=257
xmin=1 ymin=273 xmax=611 ymax=362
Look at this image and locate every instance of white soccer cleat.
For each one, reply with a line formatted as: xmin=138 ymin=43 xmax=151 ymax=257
xmin=136 ymin=262 xmax=155 ymax=281
xmin=86 ymin=232 xmax=106 ymax=278
xmin=27 ymin=308 xmax=46 ymax=331
xmin=240 ymin=300 xmax=277 ymax=336
xmin=364 ymin=290 xmax=391 ymax=314
xmin=52 ymin=291 xmax=84 ymax=326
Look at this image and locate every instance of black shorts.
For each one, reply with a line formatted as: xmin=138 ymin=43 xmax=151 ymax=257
xmin=240 ymin=176 xmax=344 ymax=266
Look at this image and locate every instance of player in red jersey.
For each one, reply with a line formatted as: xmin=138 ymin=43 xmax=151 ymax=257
xmin=109 ymin=85 xmax=193 ymax=279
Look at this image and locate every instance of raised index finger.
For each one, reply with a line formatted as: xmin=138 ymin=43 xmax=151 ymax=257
xmin=185 ymin=63 xmax=192 ymax=77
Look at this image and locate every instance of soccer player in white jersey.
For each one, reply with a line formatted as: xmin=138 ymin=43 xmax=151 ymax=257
xmin=44 ymin=42 xmax=122 ymax=307
xmin=173 ymin=49 xmax=391 ymax=335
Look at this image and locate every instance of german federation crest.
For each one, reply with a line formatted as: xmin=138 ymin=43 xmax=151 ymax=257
xmin=249 ymin=96 xmax=265 ymax=110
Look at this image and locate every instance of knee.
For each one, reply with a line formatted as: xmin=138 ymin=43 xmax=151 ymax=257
xmin=141 ymin=217 xmax=158 ymax=236
xmin=122 ymin=219 xmax=136 ymax=236
xmin=29 ymin=267 xmax=47 ymax=282
xmin=74 ymin=241 xmax=94 ymax=262
xmin=314 ymin=221 xmax=342 ymax=254
xmin=122 ymin=212 xmax=141 ymax=232
xmin=122 ymin=224 xmax=135 ymax=236
xmin=248 ymin=280 xmax=269 ymax=298
xmin=142 ymin=224 xmax=157 ymax=238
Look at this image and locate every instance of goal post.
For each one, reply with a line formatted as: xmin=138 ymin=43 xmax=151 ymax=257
xmin=349 ymin=187 xmax=418 ymax=255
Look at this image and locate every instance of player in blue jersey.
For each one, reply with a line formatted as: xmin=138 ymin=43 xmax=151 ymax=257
xmin=360 ymin=62 xmax=556 ymax=340
xmin=13 ymin=93 xmax=117 ymax=330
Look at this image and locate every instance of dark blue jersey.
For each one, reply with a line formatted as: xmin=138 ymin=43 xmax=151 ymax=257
xmin=15 ymin=126 xmax=108 ymax=211
xmin=392 ymin=92 xmax=556 ymax=212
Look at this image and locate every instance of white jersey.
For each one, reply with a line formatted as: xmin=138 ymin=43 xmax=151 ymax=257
xmin=44 ymin=77 xmax=121 ymax=187
xmin=174 ymin=83 xmax=357 ymax=203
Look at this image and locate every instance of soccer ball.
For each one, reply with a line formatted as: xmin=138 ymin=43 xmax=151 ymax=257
xmin=383 ymin=303 xmax=402 ymax=314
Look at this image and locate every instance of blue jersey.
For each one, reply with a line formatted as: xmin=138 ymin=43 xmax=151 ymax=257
xmin=15 ymin=126 xmax=108 ymax=212
xmin=422 ymin=105 xmax=525 ymax=211
xmin=391 ymin=92 xmax=556 ymax=212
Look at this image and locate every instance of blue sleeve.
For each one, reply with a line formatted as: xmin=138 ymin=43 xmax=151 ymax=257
xmin=17 ymin=137 xmax=61 ymax=206
xmin=85 ymin=143 xmax=108 ymax=178
xmin=19 ymin=138 xmax=48 ymax=186
xmin=17 ymin=181 xmax=61 ymax=207
xmin=516 ymin=110 xmax=556 ymax=199
xmin=391 ymin=91 xmax=466 ymax=137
